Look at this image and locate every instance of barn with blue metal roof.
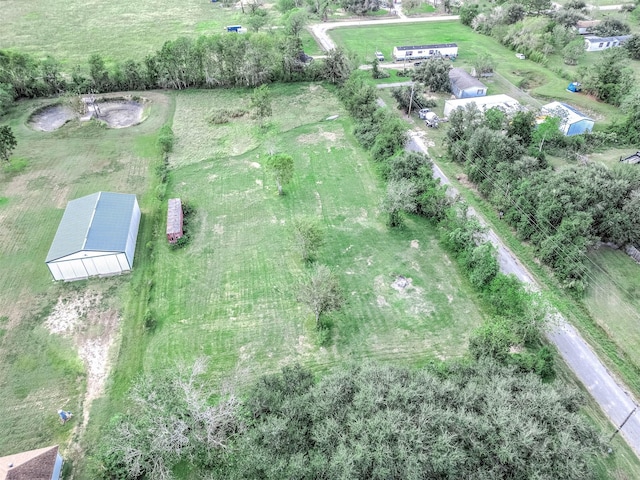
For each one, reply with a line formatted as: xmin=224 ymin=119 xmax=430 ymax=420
xmin=45 ymin=192 xmax=141 ymax=281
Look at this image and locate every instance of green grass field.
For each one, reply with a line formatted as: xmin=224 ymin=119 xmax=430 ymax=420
xmin=584 ymin=247 xmax=640 ymax=372
xmin=146 ymin=85 xmax=486 ymax=383
xmin=0 ymin=92 xmax=171 ymax=455
xmin=0 ymin=0 xmax=247 ymax=64
xmin=330 ymin=21 xmax=624 ymax=122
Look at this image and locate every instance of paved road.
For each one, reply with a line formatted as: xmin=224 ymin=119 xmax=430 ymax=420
xmin=407 ymin=133 xmax=640 ymax=456
xmin=309 ymin=15 xmax=460 ymax=51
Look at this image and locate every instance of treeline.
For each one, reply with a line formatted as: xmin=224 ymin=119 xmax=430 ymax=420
xmin=0 ymin=33 xmax=353 ymax=114
xmin=446 ymin=104 xmax=640 ymax=291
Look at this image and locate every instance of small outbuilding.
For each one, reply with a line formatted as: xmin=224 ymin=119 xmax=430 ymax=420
xmin=575 ymin=20 xmax=600 ymax=35
xmin=449 ymin=68 xmax=487 ymax=99
xmin=620 ymin=152 xmax=640 ymax=165
xmin=443 ymin=94 xmax=519 ymax=117
xmin=46 ymin=192 xmax=141 ymax=282
xmin=393 ymin=43 xmax=458 ymax=62
xmin=167 ymin=198 xmax=184 ymax=244
xmin=541 ymin=102 xmax=594 ymax=136
xmin=584 ymin=35 xmax=631 ymax=52
xmin=0 ymin=445 xmax=63 ymax=480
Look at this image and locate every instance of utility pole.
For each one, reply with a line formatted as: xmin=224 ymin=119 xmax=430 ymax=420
xmin=610 ymin=407 xmax=637 ymax=442
xmin=407 ymin=82 xmax=415 ymax=118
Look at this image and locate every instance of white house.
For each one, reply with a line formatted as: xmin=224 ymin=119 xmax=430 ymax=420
xmin=393 ymin=43 xmax=458 ymax=62
xmin=46 ymin=192 xmax=141 ymax=281
xmin=443 ymin=94 xmax=519 ymax=117
xmin=0 ymin=445 xmax=63 ymax=480
xmin=449 ymin=68 xmax=487 ymax=99
xmin=541 ymin=102 xmax=594 ymax=136
xmin=584 ymin=35 xmax=631 ymax=52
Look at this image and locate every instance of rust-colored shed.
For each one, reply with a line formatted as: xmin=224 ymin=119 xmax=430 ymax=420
xmin=167 ymin=198 xmax=184 ymax=244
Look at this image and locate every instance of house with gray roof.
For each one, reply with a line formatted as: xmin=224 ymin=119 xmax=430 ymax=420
xmin=584 ymin=35 xmax=631 ymax=52
xmin=45 ymin=192 xmax=141 ymax=281
xmin=449 ymin=68 xmax=487 ymax=99
xmin=0 ymin=445 xmax=63 ymax=480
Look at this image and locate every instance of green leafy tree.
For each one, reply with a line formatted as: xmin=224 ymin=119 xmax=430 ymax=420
xmin=625 ymin=34 xmax=640 ymax=60
xmin=0 ymin=83 xmax=13 ymax=116
xmin=412 ymin=57 xmax=451 ymax=93
xmin=322 ymin=48 xmax=352 ymax=85
xmin=285 ymin=9 xmax=308 ymax=38
xmin=563 ymin=38 xmax=585 ymax=65
xmin=232 ymin=361 xmax=604 ymax=480
xmin=247 ymin=8 xmax=269 ymax=32
xmin=459 ymin=4 xmax=480 ymax=25
xmin=581 ymin=48 xmax=633 ymax=105
xmin=266 ymin=153 xmax=294 ymax=195
xmin=484 ymin=107 xmax=505 ymax=130
xmin=297 ymin=264 xmax=344 ymax=328
xmin=390 ymin=85 xmax=435 ymax=114
xmin=250 ymin=84 xmax=272 ymax=125
xmin=291 ymin=217 xmax=325 ymax=262
xmin=0 ymin=125 xmax=17 ymax=162
xmin=381 ymin=178 xmax=418 ymax=227
xmin=340 ymin=0 xmax=380 ymax=15
xmin=593 ymin=18 xmax=631 ymax=36
xmin=471 ymin=53 xmax=495 ymax=77
xmin=507 ymin=110 xmax=536 ymax=146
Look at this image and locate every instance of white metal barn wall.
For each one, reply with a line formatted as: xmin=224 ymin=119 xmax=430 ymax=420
xmin=124 ymin=199 xmax=141 ymax=268
xmin=47 ymin=252 xmax=131 ymax=281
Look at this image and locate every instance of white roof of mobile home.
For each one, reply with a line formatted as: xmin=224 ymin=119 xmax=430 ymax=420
xmin=46 ymin=192 xmax=141 ymax=281
xmin=444 ymin=94 xmax=519 ymax=117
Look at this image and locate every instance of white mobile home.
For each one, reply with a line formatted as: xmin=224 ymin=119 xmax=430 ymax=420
xmin=393 ymin=43 xmax=458 ymax=62
xmin=443 ymin=94 xmax=519 ymax=117
xmin=584 ymin=35 xmax=631 ymax=52
xmin=46 ymin=192 xmax=141 ymax=281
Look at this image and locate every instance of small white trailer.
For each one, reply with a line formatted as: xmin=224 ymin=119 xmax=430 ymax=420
xmin=393 ymin=43 xmax=458 ymax=62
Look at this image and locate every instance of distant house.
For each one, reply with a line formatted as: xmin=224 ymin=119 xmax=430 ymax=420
xmin=393 ymin=43 xmax=458 ymax=62
xmin=45 ymin=192 xmax=141 ymax=281
xmin=0 ymin=445 xmax=63 ymax=480
xmin=584 ymin=35 xmax=631 ymax=52
xmin=443 ymin=94 xmax=519 ymax=117
xmin=620 ymin=152 xmax=640 ymax=165
xmin=576 ymin=20 xmax=600 ymax=35
xmin=167 ymin=198 xmax=184 ymax=244
xmin=449 ymin=68 xmax=487 ymax=99
xmin=541 ymin=102 xmax=594 ymax=136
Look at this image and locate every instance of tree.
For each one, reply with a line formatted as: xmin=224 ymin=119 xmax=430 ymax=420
xmin=285 ymin=9 xmax=308 ymax=39
xmin=484 ymin=107 xmax=505 ymax=130
xmin=506 ymin=110 xmax=536 ymax=146
xmin=581 ymin=48 xmax=633 ymax=105
xmin=266 ymin=153 xmax=294 ymax=195
xmin=291 ymin=217 xmax=325 ymax=262
xmin=247 ymin=8 xmax=269 ymax=32
xmin=563 ymin=38 xmax=585 ymax=65
xmin=340 ymin=0 xmax=380 ymax=15
xmin=381 ymin=178 xmax=418 ymax=227
xmin=593 ymin=18 xmax=631 ymax=36
xmin=390 ymin=85 xmax=435 ymax=114
xmin=471 ymin=53 xmax=495 ymax=77
xmin=94 ymin=358 xmax=239 ymax=480
xmin=0 ymin=126 xmax=17 ymax=162
xmin=625 ymin=34 xmax=640 ymax=60
xmin=88 ymin=53 xmax=110 ymax=92
xmin=411 ymin=57 xmax=451 ymax=93
xmin=233 ymin=361 xmax=604 ymax=480
xmin=297 ymin=264 xmax=344 ymax=328
xmin=0 ymin=83 xmax=13 ymax=117
xmin=459 ymin=4 xmax=480 ymax=25
xmin=250 ymin=84 xmax=272 ymax=125
xmin=322 ymin=48 xmax=352 ymax=85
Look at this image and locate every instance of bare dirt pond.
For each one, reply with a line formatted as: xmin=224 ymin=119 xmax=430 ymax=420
xmin=28 ymin=105 xmax=76 ymax=131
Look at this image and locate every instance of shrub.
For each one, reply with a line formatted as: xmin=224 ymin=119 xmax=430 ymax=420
xmin=157 ymin=124 xmax=174 ymax=153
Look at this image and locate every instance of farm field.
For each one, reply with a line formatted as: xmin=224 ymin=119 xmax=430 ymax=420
xmin=0 ymin=0 xmax=245 ymax=64
xmin=144 ymin=85 xmax=487 ymax=381
xmin=330 ymin=21 xmax=622 ymax=122
xmin=0 ymin=92 xmax=171 ymax=455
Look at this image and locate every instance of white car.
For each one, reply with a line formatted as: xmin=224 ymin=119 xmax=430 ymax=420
xmin=515 ymin=53 xmax=526 ymax=60
xmin=375 ymin=51 xmax=385 ymax=61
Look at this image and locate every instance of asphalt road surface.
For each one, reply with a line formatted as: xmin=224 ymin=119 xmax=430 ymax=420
xmin=407 ymin=133 xmax=640 ymax=456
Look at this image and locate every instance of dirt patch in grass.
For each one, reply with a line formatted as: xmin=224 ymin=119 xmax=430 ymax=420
xmin=297 ymin=129 xmax=344 ymax=145
xmin=28 ymin=104 xmax=77 ymax=131
xmin=44 ymin=291 xmax=120 ymax=429
xmin=82 ymin=97 xmax=146 ymax=128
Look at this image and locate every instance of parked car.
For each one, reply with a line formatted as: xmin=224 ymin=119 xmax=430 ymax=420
xmin=515 ymin=53 xmax=526 ymax=60
xmin=375 ymin=51 xmax=385 ymax=61
xmin=413 ymin=61 xmax=422 ymax=67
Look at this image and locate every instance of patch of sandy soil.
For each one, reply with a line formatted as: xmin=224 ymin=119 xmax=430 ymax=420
xmin=248 ymin=161 xmax=261 ymax=168
xmin=28 ymin=105 xmax=77 ymax=131
xmin=410 ymin=239 xmax=420 ymax=249
xmin=298 ymin=129 xmax=344 ymax=145
xmin=86 ymin=100 xmax=144 ymax=128
xmin=374 ymin=274 xmax=435 ymax=315
xmin=44 ymin=291 xmax=121 ymax=456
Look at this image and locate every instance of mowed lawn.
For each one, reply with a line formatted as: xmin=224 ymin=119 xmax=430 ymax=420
xmin=0 ymin=0 xmax=245 ymax=64
xmin=144 ymin=85 xmax=485 ymax=384
xmin=330 ymin=22 xmax=621 ymax=122
xmin=584 ymin=247 xmax=640 ymax=372
xmin=0 ymin=92 xmax=170 ymax=454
